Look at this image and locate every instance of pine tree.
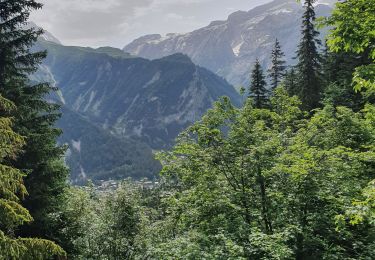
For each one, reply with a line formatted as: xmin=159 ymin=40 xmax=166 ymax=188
xmin=295 ymin=0 xmax=323 ymax=111
xmin=0 ymin=0 xmax=68 ymax=242
xmin=284 ymin=68 xmax=298 ymax=96
xmin=0 ymin=95 xmax=65 ymax=259
xmin=249 ymin=59 xmax=268 ymax=108
xmin=268 ymin=38 xmax=286 ymax=90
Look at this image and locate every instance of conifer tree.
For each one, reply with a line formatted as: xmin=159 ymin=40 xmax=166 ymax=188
xmin=0 ymin=95 xmax=65 ymax=259
xmin=249 ymin=59 xmax=268 ymax=108
xmin=322 ymin=49 xmax=373 ymax=110
xmin=295 ymin=0 xmax=323 ymax=111
xmin=0 ymin=0 xmax=68 ymax=242
xmin=284 ymin=68 xmax=298 ymax=96
xmin=268 ymin=38 xmax=286 ymax=90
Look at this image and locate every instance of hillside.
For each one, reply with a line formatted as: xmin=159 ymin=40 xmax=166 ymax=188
xmin=57 ymin=107 xmax=161 ymax=184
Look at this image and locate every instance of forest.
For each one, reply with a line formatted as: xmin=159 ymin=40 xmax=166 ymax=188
xmin=0 ymin=0 xmax=374 ymax=259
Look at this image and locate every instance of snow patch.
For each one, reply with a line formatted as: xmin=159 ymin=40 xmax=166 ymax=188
xmin=56 ymin=89 xmax=66 ymax=105
xmin=314 ymin=0 xmax=335 ymax=7
xmin=41 ymin=65 xmax=66 ymax=105
xmin=232 ymin=41 xmax=244 ymax=57
xmin=72 ymin=140 xmax=81 ymax=153
xmin=271 ymin=8 xmax=293 ymax=15
xmin=92 ymin=98 xmax=103 ymax=116
xmin=84 ymin=91 xmax=96 ymax=112
xmin=79 ymin=165 xmax=87 ymax=179
xmin=149 ymin=33 xmax=180 ymax=44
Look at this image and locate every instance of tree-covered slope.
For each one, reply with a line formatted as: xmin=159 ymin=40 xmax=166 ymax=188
xmin=57 ymin=107 xmax=161 ymax=184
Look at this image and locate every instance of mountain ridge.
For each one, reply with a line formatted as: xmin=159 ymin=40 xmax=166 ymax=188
xmin=32 ymin=39 xmax=240 ymax=182
xmin=124 ymin=0 xmax=334 ymax=87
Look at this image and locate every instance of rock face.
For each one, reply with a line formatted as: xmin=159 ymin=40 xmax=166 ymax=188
xmin=35 ymin=40 xmax=240 ymax=150
xmin=123 ymin=0 xmax=333 ymax=87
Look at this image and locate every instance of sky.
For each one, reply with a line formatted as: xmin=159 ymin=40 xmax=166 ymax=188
xmin=30 ymin=0 xmax=273 ymax=48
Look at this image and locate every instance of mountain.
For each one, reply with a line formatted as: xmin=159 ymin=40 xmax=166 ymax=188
xmin=30 ymin=39 xmax=161 ymax=184
xmin=32 ymin=39 xmax=240 ymax=182
xmin=27 ymin=22 xmax=62 ymax=44
xmin=57 ymin=107 xmax=161 ymax=184
xmin=34 ymin=40 xmax=240 ymax=149
xmin=123 ymin=0 xmax=334 ymax=87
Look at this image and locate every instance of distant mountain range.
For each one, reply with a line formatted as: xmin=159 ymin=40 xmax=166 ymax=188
xmin=124 ymin=0 xmax=334 ymax=87
xmin=32 ymin=39 xmax=239 ymax=183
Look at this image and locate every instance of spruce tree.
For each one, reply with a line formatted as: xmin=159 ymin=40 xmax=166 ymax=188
xmin=268 ymin=38 xmax=286 ymax=90
xmin=284 ymin=68 xmax=298 ymax=96
xmin=249 ymin=59 xmax=268 ymax=108
xmin=295 ymin=0 xmax=323 ymax=111
xmin=0 ymin=0 xmax=68 ymax=242
xmin=0 ymin=95 xmax=65 ymax=259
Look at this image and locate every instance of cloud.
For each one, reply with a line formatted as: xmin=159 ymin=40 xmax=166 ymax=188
xmin=165 ymin=13 xmax=184 ymax=21
xmin=31 ymin=0 xmax=152 ymax=46
xmin=31 ymin=0 xmax=272 ymax=47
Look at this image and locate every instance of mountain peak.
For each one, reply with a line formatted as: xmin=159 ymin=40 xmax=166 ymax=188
xmin=157 ymin=53 xmax=193 ymax=64
xmin=228 ymin=10 xmax=248 ymax=22
xmin=27 ymin=22 xmax=61 ymax=44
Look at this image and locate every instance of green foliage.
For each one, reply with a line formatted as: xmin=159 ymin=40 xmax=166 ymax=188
xmin=0 ymin=95 xmax=65 ymax=259
xmin=0 ymin=0 xmax=69 ymax=243
xmin=154 ymin=89 xmax=375 ymax=259
xmin=52 ymin=182 xmax=149 ymax=259
xmin=284 ymin=68 xmax=299 ymax=97
xmin=294 ymin=0 xmax=323 ymax=111
xmin=249 ymin=59 xmax=268 ymax=108
xmin=353 ymin=64 xmax=375 ymax=91
xmin=324 ymin=0 xmax=375 ymax=91
xmin=1 ymin=0 xmax=373 ymax=258
xmin=268 ymin=39 xmax=286 ymax=90
xmin=334 ymin=104 xmax=375 ymax=230
xmin=321 ymin=48 xmax=374 ymax=111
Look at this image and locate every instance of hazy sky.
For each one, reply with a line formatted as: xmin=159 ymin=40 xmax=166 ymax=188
xmin=30 ymin=0 xmax=273 ymax=48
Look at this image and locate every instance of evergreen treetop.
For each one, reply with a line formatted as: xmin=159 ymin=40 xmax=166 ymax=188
xmin=294 ymin=0 xmax=323 ymax=111
xmin=268 ymin=38 xmax=286 ymax=90
xmin=249 ymin=59 xmax=268 ymax=109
